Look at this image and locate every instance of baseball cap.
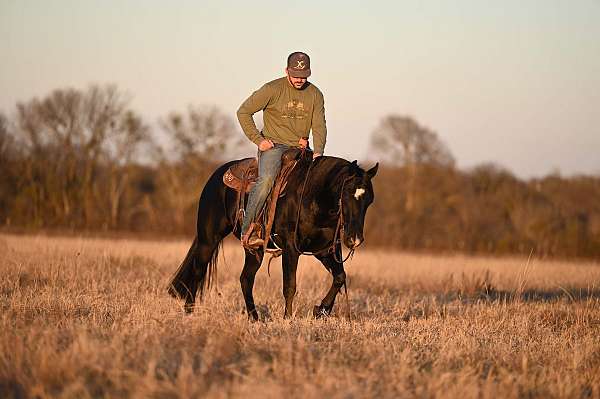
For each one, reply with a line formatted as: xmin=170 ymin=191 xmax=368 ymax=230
xmin=287 ymin=52 xmax=311 ymax=78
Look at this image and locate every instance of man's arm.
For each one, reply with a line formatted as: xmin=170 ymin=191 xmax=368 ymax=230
xmin=311 ymin=90 xmax=327 ymax=157
xmin=237 ymin=84 xmax=273 ymax=146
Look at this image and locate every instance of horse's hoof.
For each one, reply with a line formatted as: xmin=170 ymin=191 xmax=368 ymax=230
xmin=313 ymin=305 xmax=330 ymax=319
xmin=184 ymin=303 xmax=195 ymax=314
xmin=248 ymin=309 xmax=259 ymax=322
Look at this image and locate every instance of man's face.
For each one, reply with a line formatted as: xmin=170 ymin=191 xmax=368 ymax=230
xmin=286 ymin=68 xmax=307 ymax=89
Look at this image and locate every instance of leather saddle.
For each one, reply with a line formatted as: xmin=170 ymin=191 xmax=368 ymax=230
xmin=222 ymin=148 xmax=306 ymax=194
xmin=223 ymin=148 xmax=312 ymax=251
xmin=223 ymin=158 xmax=258 ymax=193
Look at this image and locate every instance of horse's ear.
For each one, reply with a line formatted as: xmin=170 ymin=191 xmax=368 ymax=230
xmin=367 ymin=162 xmax=379 ymax=179
xmin=351 ymin=160 xmax=358 ymax=167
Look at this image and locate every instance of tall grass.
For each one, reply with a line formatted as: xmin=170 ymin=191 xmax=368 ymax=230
xmin=1 ymin=234 xmax=599 ymax=398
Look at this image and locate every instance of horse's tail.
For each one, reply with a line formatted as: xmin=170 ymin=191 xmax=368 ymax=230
xmin=204 ymin=240 xmax=222 ymax=294
xmin=167 ymin=236 xmax=222 ymax=301
xmin=167 ymin=236 xmax=199 ymax=299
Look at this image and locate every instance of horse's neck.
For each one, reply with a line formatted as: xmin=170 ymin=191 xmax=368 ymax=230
xmin=305 ymin=157 xmax=351 ymax=201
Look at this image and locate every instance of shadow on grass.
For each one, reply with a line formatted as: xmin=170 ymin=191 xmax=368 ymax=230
xmin=349 ymin=273 xmax=600 ymax=304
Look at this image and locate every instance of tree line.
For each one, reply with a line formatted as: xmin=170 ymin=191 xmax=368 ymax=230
xmin=1 ymin=85 xmax=599 ymax=259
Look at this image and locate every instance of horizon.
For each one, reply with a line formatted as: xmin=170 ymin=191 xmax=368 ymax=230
xmin=1 ymin=0 xmax=599 ymax=178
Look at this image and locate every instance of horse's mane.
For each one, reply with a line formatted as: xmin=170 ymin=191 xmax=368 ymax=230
xmin=291 ymin=155 xmax=358 ymax=201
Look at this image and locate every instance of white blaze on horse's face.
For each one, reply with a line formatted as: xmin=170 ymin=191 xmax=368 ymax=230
xmin=354 ymin=188 xmax=366 ymax=200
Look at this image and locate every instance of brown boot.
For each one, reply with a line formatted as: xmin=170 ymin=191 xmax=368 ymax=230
xmin=241 ymin=223 xmax=265 ymax=250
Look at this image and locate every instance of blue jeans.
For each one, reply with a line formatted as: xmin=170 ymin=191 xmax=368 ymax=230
xmin=241 ymin=143 xmax=291 ymax=236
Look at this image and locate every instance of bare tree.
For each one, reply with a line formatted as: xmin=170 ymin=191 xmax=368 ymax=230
xmin=370 ymin=115 xmax=455 ymax=210
xmin=0 ymin=112 xmax=20 ymax=225
xmin=157 ymin=105 xmax=244 ymax=231
xmin=160 ymin=105 xmax=243 ymax=162
xmin=106 ymin=110 xmax=151 ymax=228
xmin=370 ymin=115 xmax=454 ymax=167
xmin=0 ymin=112 xmax=14 ymax=162
xmin=13 ymin=85 xmax=148 ymax=228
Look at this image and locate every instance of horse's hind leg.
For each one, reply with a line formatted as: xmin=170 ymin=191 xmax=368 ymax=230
xmin=169 ymin=220 xmax=231 ymax=313
xmin=313 ymin=246 xmax=346 ymax=318
xmin=170 ymin=163 xmax=238 ymax=313
xmin=183 ymin=180 xmax=233 ymax=310
xmin=184 ymin=240 xmax=224 ymax=312
xmin=240 ymin=249 xmax=264 ymax=321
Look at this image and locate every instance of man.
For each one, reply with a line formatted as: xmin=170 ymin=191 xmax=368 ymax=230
xmin=237 ymin=51 xmax=327 ymax=249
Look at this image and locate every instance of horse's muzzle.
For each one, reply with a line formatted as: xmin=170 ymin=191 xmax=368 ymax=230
xmin=344 ymin=236 xmax=363 ymax=249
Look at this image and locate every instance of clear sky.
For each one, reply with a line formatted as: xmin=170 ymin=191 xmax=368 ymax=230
xmin=1 ymin=0 xmax=599 ymax=177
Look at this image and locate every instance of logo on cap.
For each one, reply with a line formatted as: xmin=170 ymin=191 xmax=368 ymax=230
xmin=287 ymin=52 xmax=311 ymax=78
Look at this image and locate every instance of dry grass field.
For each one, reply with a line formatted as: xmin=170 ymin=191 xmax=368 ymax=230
xmin=1 ymin=233 xmax=599 ymax=398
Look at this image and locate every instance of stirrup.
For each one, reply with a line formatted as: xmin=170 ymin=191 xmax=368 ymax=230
xmin=241 ymin=222 xmax=264 ymax=250
xmin=265 ymin=248 xmax=282 ymax=256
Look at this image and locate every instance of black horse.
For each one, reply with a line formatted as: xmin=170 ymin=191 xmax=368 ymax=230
xmin=168 ymin=151 xmax=378 ymax=320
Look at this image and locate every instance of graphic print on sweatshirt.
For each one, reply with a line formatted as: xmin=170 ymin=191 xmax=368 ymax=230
xmin=282 ymin=100 xmax=308 ymax=120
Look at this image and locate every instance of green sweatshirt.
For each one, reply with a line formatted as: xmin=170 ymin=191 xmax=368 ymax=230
xmin=237 ymin=77 xmax=327 ymax=154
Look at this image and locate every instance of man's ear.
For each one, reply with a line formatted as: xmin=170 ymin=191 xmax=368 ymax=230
xmin=367 ymin=162 xmax=379 ymax=179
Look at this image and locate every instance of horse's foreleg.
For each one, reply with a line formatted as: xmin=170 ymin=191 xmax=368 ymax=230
xmin=240 ymin=249 xmax=263 ymax=321
xmin=314 ymin=245 xmax=346 ymax=318
xmin=282 ymin=249 xmax=299 ymax=318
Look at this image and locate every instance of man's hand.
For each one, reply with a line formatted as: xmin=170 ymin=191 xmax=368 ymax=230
xmin=298 ymin=137 xmax=309 ymax=149
xmin=258 ymin=139 xmax=274 ymax=151
xmin=313 ymin=153 xmax=322 ymax=159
